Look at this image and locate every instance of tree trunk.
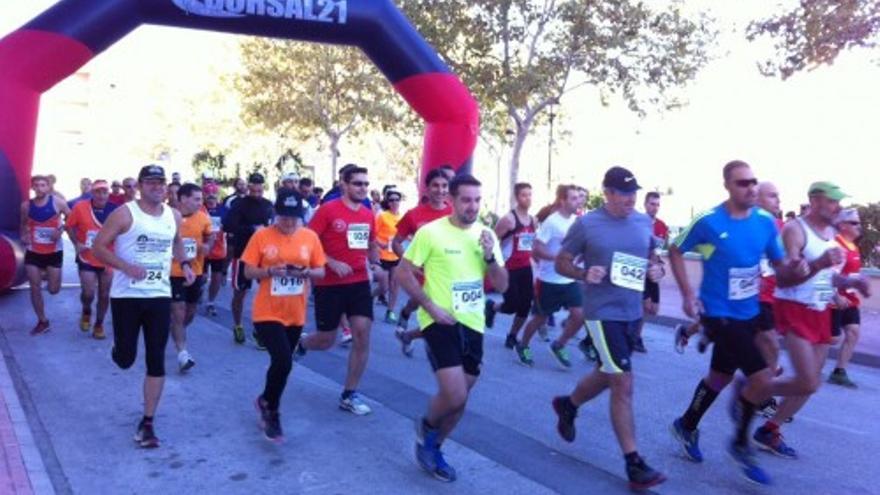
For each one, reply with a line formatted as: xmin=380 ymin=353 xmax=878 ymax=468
xmin=508 ymin=122 xmax=530 ymax=209
xmin=329 ymin=134 xmax=340 ymax=186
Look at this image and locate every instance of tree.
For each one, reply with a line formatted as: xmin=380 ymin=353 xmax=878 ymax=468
xmin=235 ymin=39 xmax=400 ymax=183
xmin=748 ymin=0 xmax=880 ymax=79
xmin=402 ymin=0 xmax=714 ymax=206
xmin=856 ymin=203 xmax=880 ymax=267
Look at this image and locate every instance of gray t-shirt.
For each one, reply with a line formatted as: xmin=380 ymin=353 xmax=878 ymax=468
xmin=561 ymin=207 xmax=655 ymax=321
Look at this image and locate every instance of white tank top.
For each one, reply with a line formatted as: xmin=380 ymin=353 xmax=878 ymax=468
xmin=110 ymin=202 xmax=177 ymax=299
xmin=774 ymin=217 xmax=838 ymax=310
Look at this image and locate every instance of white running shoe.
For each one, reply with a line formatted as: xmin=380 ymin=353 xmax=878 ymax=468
xmin=178 ymin=350 xmax=196 ymax=372
xmin=339 ymin=393 xmax=372 ymax=415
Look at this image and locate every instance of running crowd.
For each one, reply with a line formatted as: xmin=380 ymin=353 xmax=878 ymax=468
xmin=18 ymin=159 xmax=872 ymax=490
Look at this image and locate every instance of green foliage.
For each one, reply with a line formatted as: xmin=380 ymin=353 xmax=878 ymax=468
xmin=855 ymin=202 xmax=880 ymax=266
xmin=587 ymin=193 xmax=605 ymax=211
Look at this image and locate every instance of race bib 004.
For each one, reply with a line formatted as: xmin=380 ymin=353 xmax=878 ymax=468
xmin=452 ymin=281 xmax=484 ymax=314
xmin=728 ymin=265 xmax=760 ymax=300
xmin=271 ymin=276 xmax=305 ymax=296
xmin=610 ymin=252 xmax=648 ymax=291
xmin=347 ymin=223 xmax=370 ymax=249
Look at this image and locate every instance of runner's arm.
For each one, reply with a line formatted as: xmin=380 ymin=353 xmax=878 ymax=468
xmin=391 ymin=234 xmax=407 ymax=257
xmin=493 ymin=213 xmax=513 ymax=240
xmin=555 ymin=251 xmax=586 ymax=281
xmin=773 ymin=221 xmax=813 ymax=288
xmin=531 ymin=239 xmax=555 ymax=261
xmin=395 ymin=258 xmax=432 ymax=308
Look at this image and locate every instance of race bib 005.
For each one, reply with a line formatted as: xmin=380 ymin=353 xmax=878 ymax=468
xmin=610 ymin=252 xmax=648 ymax=292
xmin=452 ymin=281 xmax=484 ymax=314
xmin=728 ymin=265 xmax=760 ymax=300
xmin=347 ymin=223 xmax=370 ymax=249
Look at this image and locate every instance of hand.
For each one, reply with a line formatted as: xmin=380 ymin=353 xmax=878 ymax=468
xmin=647 ymin=263 xmax=665 ymax=283
xmin=182 ymin=265 xmax=196 ymax=286
xmin=50 ymin=228 xmax=62 ymax=242
xmin=682 ymin=293 xmax=704 ymax=319
xmin=123 ymin=263 xmax=147 ymax=281
xmin=788 ymin=258 xmax=810 ymax=278
xmin=479 ymin=230 xmax=495 ymax=259
xmin=327 ymin=259 xmax=353 ymax=278
xmin=849 ymin=275 xmax=872 ymax=298
xmin=834 ymin=295 xmax=851 ymax=310
xmin=584 ymin=266 xmax=607 ymax=284
xmin=426 ymin=302 xmax=456 ymax=325
xmin=819 ymin=247 xmax=844 ymax=269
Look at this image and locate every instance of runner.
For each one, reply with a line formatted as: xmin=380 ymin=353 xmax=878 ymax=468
xmin=108 ymin=180 xmax=126 ymax=206
xmin=222 ymin=177 xmax=248 ymax=210
xmin=485 ymin=182 xmax=536 ymax=350
xmin=169 ymin=184 xmax=215 ymax=372
xmin=67 ymin=177 xmax=92 ymax=208
xmin=753 ymin=184 xmax=870 ymax=458
xmin=396 ymin=174 xmax=507 ymax=482
xmin=551 ymin=166 xmax=667 ymax=491
xmin=203 ymin=183 xmax=228 ymax=317
xmin=222 ymin=173 xmax=274 ymax=346
xmin=376 ymin=189 xmax=403 ymax=323
xmin=242 ymin=189 xmax=326 ymax=443
xmin=166 ymin=182 xmax=180 ymax=209
xmin=634 ymin=191 xmax=668 ymax=353
xmin=122 ymin=177 xmax=137 ymax=202
xmin=514 ymin=185 xmax=585 ymax=369
xmin=92 ymin=164 xmax=195 ymax=449
xmin=20 ymin=175 xmax=70 ymax=335
xmin=828 ymin=208 xmax=863 ymax=388
xmin=65 ymin=179 xmax=118 ymax=339
xmin=298 ymin=165 xmax=378 ymax=415
xmin=391 ymin=169 xmax=452 ymax=356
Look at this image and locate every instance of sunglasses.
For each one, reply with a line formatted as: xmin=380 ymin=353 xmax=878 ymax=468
xmin=388 ymin=198 xmax=401 ymax=202
xmin=348 ymin=180 xmax=370 ymax=187
xmin=733 ymin=178 xmax=758 ymax=188
xmin=842 ymin=221 xmax=861 ymax=226
xmin=123 ymin=184 xmax=136 ymax=189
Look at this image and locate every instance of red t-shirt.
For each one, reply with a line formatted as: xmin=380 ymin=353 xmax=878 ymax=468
xmin=309 ymin=199 xmax=376 ymax=286
xmin=759 ymin=218 xmax=785 ymax=303
xmin=396 ymin=203 xmax=453 ymax=240
xmin=836 ymin=235 xmax=862 ymax=307
xmin=653 ymin=218 xmax=669 ymax=241
xmin=108 ymin=194 xmax=126 ymax=206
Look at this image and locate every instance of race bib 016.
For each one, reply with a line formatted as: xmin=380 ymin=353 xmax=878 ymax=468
xmin=609 ymin=252 xmax=648 ymax=292
xmin=728 ymin=265 xmax=760 ymax=300
xmin=452 ymin=281 xmax=484 ymax=314
xmin=271 ymin=276 xmax=305 ymax=296
xmin=347 ymin=223 xmax=370 ymax=250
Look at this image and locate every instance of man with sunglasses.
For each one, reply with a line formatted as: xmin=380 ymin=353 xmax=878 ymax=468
xmin=108 ymin=180 xmax=126 ymax=206
xmin=122 ymin=177 xmax=137 ymax=202
xmin=299 ymin=165 xmax=379 ymax=415
xmin=827 ymin=208 xmax=864 ymax=388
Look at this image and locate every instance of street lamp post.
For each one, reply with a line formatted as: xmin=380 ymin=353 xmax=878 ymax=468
xmin=547 ymin=104 xmax=556 ymax=192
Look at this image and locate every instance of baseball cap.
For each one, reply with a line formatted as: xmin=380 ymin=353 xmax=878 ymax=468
xmin=602 ymin=166 xmax=641 ymax=193
xmin=808 ymin=181 xmax=847 ymax=201
xmin=385 ymin=189 xmax=402 ymax=201
xmin=201 ymin=170 xmax=215 ymax=179
xmin=91 ymin=180 xmax=109 ymax=190
xmin=138 ymin=164 xmax=166 ymax=181
xmin=203 ymin=183 xmax=220 ymax=196
xmin=275 ymin=189 xmax=305 ymax=218
xmin=248 ymin=172 xmax=265 ymax=185
xmin=835 ymin=208 xmax=859 ymax=225
xmin=281 ymin=171 xmax=300 ymax=182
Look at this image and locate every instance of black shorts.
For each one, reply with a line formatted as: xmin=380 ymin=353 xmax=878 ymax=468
xmin=702 ymin=316 xmax=767 ymax=377
xmin=231 ymin=258 xmax=252 ymax=291
xmin=831 ymin=307 xmax=861 ymax=337
xmin=379 ymin=259 xmax=399 ymax=271
xmin=643 ymin=279 xmax=660 ymax=304
xmin=25 ymin=250 xmax=62 ymax=269
xmin=534 ymin=280 xmax=582 ymax=316
xmin=422 ymin=323 xmax=484 ymax=377
xmin=205 ymin=258 xmax=228 ymax=276
xmin=171 ymin=276 xmax=205 ymax=304
xmin=756 ymin=302 xmax=775 ymax=332
xmin=76 ymin=259 xmax=106 ymax=274
xmin=313 ymin=281 xmax=374 ymax=331
xmin=499 ymin=266 xmax=534 ymax=318
xmin=110 ymin=297 xmax=171 ymax=377
xmin=585 ymin=320 xmax=640 ymax=374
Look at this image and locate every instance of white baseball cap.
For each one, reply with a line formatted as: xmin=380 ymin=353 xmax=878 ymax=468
xmin=281 ymin=171 xmax=300 ymax=182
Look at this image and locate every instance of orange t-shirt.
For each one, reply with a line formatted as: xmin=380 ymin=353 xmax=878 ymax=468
xmin=65 ymin=201 xmax=110 ymax=267
xmin=171 ymin=210 xmax=213 ymax=277
xmin=241 ymin=226 xmax=326 ymax=327
xmin=376 ymin=210 xmax=400 ymax=262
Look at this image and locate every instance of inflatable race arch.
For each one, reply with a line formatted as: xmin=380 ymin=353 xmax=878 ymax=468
xmin=0 ymin=0 xmax=480 ymax=290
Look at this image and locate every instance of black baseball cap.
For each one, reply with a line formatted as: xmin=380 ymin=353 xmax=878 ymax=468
xmin=602 ymin=166 xmax=641 ymax=193
xmin=275 ymin=189 xmax=305 ymax=218
xmin=138 ymin=164 xmax=166 ymax=181
xmin=248 ymin=172 xmax=265 ymax=185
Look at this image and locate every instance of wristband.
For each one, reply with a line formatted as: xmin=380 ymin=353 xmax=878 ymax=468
xmin=484 ymin=254 xmax=497 ymax=265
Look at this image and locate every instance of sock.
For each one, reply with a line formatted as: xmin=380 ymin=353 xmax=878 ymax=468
xmin=624 ymin=451 xmax=641 ymax=465
xmin=735 ymin=395 xmax=757 ymax=446
xmin=681 ymin=380 xmax=720 ymax=431
xmin=400 ymin=309 xmax=411 ymax=324
xmin=342 ymin=389 xmax=355 ymax=400
xmin=563 ymin=396 xmax=578 ymax=412
xmin=833 ymin=367 xmax=844 ymax=374
xmin=142 ymin=415 xmax=153 ymax=424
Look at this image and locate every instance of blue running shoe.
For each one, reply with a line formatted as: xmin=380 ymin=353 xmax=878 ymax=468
xmin=670 ymin=417 xmax=703 ymax=463
xmin=728 ymin=441 xmax=771 ymax=486
xmin=432 ymin=449 xmax=457 ymax=482
xmin=753 ymin=426 xmax=797 ymax=459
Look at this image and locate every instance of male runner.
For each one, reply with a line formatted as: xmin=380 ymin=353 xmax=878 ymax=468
xmin=20 ymin=175 xmax=70 ymax=335
xmin=551 ymin=166 xmax=667 ymax=491
xmin=223 ymin=173 xmax=274 ymax=345
xmin=92 ymin=164 xmax=195 ymax=448
xmin=514 ymin=185 xmax=585 ymax=368
xmin=828 ymin=208 xmax=864 ymax=388
xmin=65 ymin=179 xmax=117 ymax=339
xmin=122 ymin=177 xmax=137 ymax=202
xmin=634 ymin=191 xmax=668 ymax=353
xmin=170 ymin=184 xmax=215 ymax=372
xmin=396 ymin=174 xmax=507 ymax=482
xmin=391 ymin=169 xmax=452 ymax=356
xmin=203 ymin=183 xmax=228 ymax=317
xmin=298 ymin=165 xmax=379 ymax=415
xmin=223 ymin=178 xmax=248 ymax=210
xmin=485 ymin=183 xmax=537 ymax=350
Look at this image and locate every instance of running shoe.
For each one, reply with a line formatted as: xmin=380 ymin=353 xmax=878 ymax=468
xmin=673 ymin=324 xmax=689 ymax=354
xmin=753 ymin=426 xmax=797 ymax=459
xmin=233 ymin=324 xmax=245 ymax=344
xmin=255 ymin=396 xmax=283 ymax=443
xmin=759 ymin=398 xmax=778 ymax=419
xmin=633 ymin=337 xmax=647 ymax=354
xmin=79 ymin=314 xmax=91 ymax=332
xmin=578 ymin=338 xmax=598 ymax=362
xmin=293 ymin=338 xmax=307 ymax=362
xmin=134 ymin=419 xmax=159 ymax=449
xmin=670 ymin=417 xmax=703 ymax=462
xmin=727 ymin=441 xmax=771 ymax=486
xmin=252 ymin=331 xmax=266 ymax=351
xmin=30 ymin=320 xmax=51 ymax=336
xmin=384 ymin=310 xmax=399 ymax=325
xmin=514 ymin=343 xmax=534 ymax=367
xmin=484 ymin=300 xmax=497 ymax=329
xmin=549 ymin=341 xmax=572 ymax=369
xmin=339 ymin=393 xmax=372 ymax=415
xmin=551 ymin=396 xmax=577 ymax=442
xmin=177 ymin=350 xmax=196 ymax=372
xmin=395 ymin=327 xmax=415 ymax=357
xmin=340 ymin=327 xmax=353 ymax=346
xmin=828 ymin=369 xmax=857 ymax=388
xmin=415 ymin=419 xmax=456 ymax=482
xmin=377 ymin=294 xmax=389 ymax=307
xmin=537 ymin=325 xmax=550 ymax=342
xmin=206 ymin=303 xmax=217 ymax=317
xmin=626 ymin=458 xmax=667 ymax=491
xmin=504 ymin=333 xmax=518 ymax=349
xmin=92 ymin=323 xmax=106 ymax=340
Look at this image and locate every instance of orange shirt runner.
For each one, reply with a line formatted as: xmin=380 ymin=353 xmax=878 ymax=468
xmin=66 ymin=200 xmax=117 ymax=267
xmin=376 ymin=210 xmax=400 ymax=262
xmin=171 ymin=210 xmax=213 ymax=277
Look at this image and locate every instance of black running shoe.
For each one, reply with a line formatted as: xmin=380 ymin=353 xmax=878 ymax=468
xmin=134 ymin=419 xmax=159 ymax=449
xmin=551 ymin=396 xmax=577 ymax=442
xmin=484 ymin=300 xmax=497 ymax=329
xmin=626 ymin=458 xmax=667 ymax=491
xmin=504 ymin=333 xmax=518 ymax=349
xmin=633 ymin=338 xmax=647 ymax=354
xmin=252 ymin=330 xmax=266 ymax=351
xmin=255 ymin=396 xmax=283 ymax=443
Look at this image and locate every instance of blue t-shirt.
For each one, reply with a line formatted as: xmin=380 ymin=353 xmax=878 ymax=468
xmin=91 ymin=201 xmax=118 ymax=224
xmin=674 ymin=204 xmax=783 ymax=320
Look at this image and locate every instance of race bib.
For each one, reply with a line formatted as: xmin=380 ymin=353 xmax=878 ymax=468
xmin=85 ymin=230 xmax=98 ymax=249
xmin=610 ymin=252 xmax=648 ymax=291
xmin=210 ymin=216 xmax=222 ymax=233
xmin=131 ymin=263 xmax=166 ymax=287
xmin=271 ymin=276 xmax=305 ymax=296
xmin=347 ymin=223 xmax=370 ymax=249
xmin=812 ymin=270 xmax=835 ymax=309
xmin=451 ymin=281 xmax=484 ymax=314
xmin=759 ymin=258 xmax=775 ymax=277
xmin=33 ymin=227 xmax=56 ymax=245
xmin=517 ymin=233 xmax=535 ymax=252
xmin=183 ymin=238 xmax=198 ymax=260
xmin=728 ymin=265 xmax=760 ymax=300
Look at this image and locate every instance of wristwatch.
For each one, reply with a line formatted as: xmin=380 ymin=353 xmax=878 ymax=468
xmin=484 ymin=254 xmax=497 ymax=265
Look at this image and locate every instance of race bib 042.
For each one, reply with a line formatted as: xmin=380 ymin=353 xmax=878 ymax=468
xmin=610 ymin=252 xmax=648 ymax=291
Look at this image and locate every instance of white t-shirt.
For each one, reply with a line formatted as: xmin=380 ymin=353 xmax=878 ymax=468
xmin=536 ymin=211 xmax=577 ymax=284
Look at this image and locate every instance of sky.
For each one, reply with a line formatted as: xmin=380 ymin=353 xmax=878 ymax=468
xmin=2 ymin=1 xmax=877 ymax=225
